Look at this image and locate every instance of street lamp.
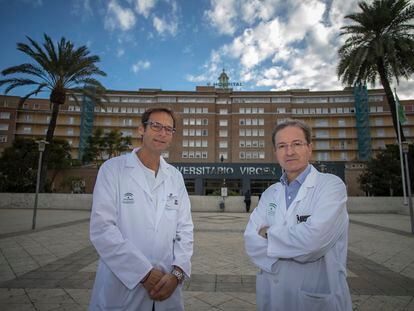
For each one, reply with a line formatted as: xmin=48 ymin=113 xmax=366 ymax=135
xmin=402 ymin=142 xmax=414 ymax=234
xmin=219 ymin=155 xmax=226 ymax=211
xmin=32 ymin=140 xmax=48 ymax=230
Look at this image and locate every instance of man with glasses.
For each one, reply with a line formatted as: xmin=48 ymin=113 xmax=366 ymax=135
xmin=90 ymin=108 xmax=193 ymax=310
xmin=244 ymin=119 xmax=351 ymax=311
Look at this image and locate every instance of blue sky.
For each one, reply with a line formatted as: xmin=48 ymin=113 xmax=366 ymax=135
xmin=1 ymin=0 xmax=413 ymax=99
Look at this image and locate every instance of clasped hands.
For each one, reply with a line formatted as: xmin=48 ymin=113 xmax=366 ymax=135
xmin=141 ymin=268 xmax=179 ymax=301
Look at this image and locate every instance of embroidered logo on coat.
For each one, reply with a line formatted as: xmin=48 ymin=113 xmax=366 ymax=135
xmin=122 ymin=192 xmax=135 ymax=204
xmin=267 ymin=203 xmax=277 ymax=225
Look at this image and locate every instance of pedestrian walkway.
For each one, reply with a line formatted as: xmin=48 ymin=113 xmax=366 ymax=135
xmin=1 ymin=209 xmax=414 ymax=310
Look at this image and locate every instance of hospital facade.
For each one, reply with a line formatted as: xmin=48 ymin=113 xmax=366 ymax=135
xmin=1 ymin=74 xmax=413 ymax=195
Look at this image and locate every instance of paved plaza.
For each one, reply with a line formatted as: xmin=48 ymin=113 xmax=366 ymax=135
xmin=1 ymin=209 xmax=414 ymax=310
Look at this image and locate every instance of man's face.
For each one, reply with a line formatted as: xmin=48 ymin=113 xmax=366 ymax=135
xmin=273 ymin=126 xmax=312 ymax=182
xmin=138 ymin=111 xmax=174 ymax=154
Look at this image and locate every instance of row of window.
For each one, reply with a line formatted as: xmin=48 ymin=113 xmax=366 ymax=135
xmin=183 ymin=107 xmax=209 ymax=114
xmin=239 ymin=119 xmax=265 ymax=126
xmin=0 ymin=135 xmax=7 ymax=142
xmin=182 ymin=151 xmax=209 ymax=158
xmin=239 ymin=151 xmax=266 ymax=159
xmin=183 ymin=118 xmax=208 ymax=126
xmin=239 ymin=140 xmax=265 ymax=148
xmin=182 ymin=129 xmax=208 ymax=136
xmin=0 ymin=112 xmax=11 ymax=119
xmin=239 ymin=129 xmax=265 ymax=137
xmin=182 ymin=140 xmax=208 ymax=147
xmin=69 ymin=95 xmax=384 ymax=105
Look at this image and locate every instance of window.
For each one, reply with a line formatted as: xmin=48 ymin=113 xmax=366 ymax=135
xmin=0 ymin=124 xmax=9 ymax=131
xmin=24 ymin=115 xmax=32 ymax=121
xmin=105 ymin=118 xmax=111 ymax=125
xmin=259 ymin=140 xmax=265 ymax=147
xmin=182 ymin=151 xmax=188 ymax=158
xmin=189 ymin=140 xmax=195 ymax=147
xmin=277 ymin=107 xmax=286 ymax=114
xmin=202 ymin=130 xmax=208 ymax=136
xmin=219 ymin=109 xmax=228 ymax=115
xmin=376 ymin=128 xmax=385 ymax=137
xmin=202 ymin=119 xmax=208 ymax=125
xmin=239 ymin=119 xmax=245 ymax=125
xmin=259 ymin=119 xmax=264 ymax=126
xmin=219 ymin=141 xmax=228 ymax=148
xmin=259 ymin=152 xmax=265 ymax=159
xmin=375 ymin=118 xmax=383 ymax=126
xmin=340 ymin=152 xmax=348 ymax=160
xmin=0 ymin=112 xmax=10 ymax=119
xmin=68 ymin=117 xmax=75 ymax=125
xmin=239 ymin=108 xmax=245 ymax=113
xmin=316 ymin=141 xmax=330 ymax=149
xmin=338 ymin=119 xmax=346 ymax=126
xmin=183 ymin=119 xmax=189 ymax=125
xmin=182 ymin=140 xmax=188 ymax=147
xmin=219 ymin=130 xmax=228 ymax=137
xmin=202 ymin=140 xmax=208 ymax=147
xmin=315 ymin=119 xmax=328 ymax=127
xmin=67 ymin=128 xmax=74 ymax=135
xmin=259 ymin=129 xmax=264 ymax=136
xmin=316 ymin=152 xmax=329 ymax=161
xmin=195 ymin=140 xmax=201 ymax=147
xmin=239 ymin=129 xmax=245 ymax=136
xmin=123 ymin=118 xmax=133 ymax=126
xmin=219 ymin=152 xmax=228 ymax=160
xmin=202 ymin=151 xmax=208 ymax=158
xmin=246 ymin=140 xmax=252 ymax=147
xmin=203 ymin=108 xmax=208 ymax=113
xmin=338 ymin=129 xmax=346 ymax=138
xmin=219 ymin=119 xmax=228 ymax=126
xmin=183 ymin=129 xmax=188 ymax=136
xmin=239 ymin=140 xmax=245 ymax=147
xmin=196 ymin=129 xmax=201 ymax=136
xmin=315 ymin=129 xmax=329 ymax=138
xmin=190 ymin=119 xmax=195 ymax=125
xmin=0 ymin=135 xmax=7 ymax=142
xmin=239 ymin=152 xmax=245 ymax=159
xmin=23 ymin=126 xmax=31 ymax=133
xmin=183 ymin=108 xmax=189 ymax=113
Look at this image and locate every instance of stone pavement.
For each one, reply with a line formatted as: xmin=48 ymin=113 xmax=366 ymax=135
xmin=0 ymin=209 xmax=414 ymax=310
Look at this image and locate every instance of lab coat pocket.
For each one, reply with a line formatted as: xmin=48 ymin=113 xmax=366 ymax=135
xmin=298 ymin=289 xmax=334 ymax=311
xmin=99 ymin=273 xmax=131 ymax=309
xmin=165 ymin=200 xmax=179 ymax=220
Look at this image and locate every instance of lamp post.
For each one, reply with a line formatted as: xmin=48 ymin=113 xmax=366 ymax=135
xmin=219 ymin=155 xmax=226 ymax=211
xmin=402 ymin=142 xmax=414 ymax=234
xmin=32 ymin=140 xmax=48 ymax=230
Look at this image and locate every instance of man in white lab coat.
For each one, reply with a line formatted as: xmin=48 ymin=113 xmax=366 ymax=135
xmin=89 ymin=108 xmax=193 ymax=310
xmin=244 ymin=119 xmax=352 ymax=311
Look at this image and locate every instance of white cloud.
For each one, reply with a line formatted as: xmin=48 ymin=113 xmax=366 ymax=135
xmin=204 ymin=0 xmax=238 ymax=35
xmin=132 ymin=60 xmax=151 ymax=73
xmin=153 ymin=15 xmax=177 ymax=36
xmin=105 ymin=0 xmax=136 ymax=32
xmin=133 ymin=0 xmax=157 ymax=18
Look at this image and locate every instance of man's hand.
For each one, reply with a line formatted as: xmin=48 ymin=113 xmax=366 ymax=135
xmin=141 ymin=269 xmax=165 ymax=292
xmin=258 ymin=226 xmax=269 ymax=239
xmin=149 ymin=274 xmax=179 ymax=301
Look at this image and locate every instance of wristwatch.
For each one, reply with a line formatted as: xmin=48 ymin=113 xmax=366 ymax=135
xmin=171 ymin=268 xmax=184 ymax=283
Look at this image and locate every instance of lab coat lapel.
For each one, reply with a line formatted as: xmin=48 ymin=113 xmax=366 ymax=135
xmin=126 ymin=150 xmax=153 ymax=198
xmin=154 ymin=158 xmax=171 ymax=228
xmin=285 ymin=165 xmax=318 ymax=219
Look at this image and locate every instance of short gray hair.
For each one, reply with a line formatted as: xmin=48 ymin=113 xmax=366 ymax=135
xmin=271 ymin=119 xmax=312 ymax=147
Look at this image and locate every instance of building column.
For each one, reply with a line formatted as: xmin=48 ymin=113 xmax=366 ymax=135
xmin=195 ymin=178 xmax=204 ymax=195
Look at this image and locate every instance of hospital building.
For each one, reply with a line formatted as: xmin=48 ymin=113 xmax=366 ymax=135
xmin=0 ymin=71 xmax=413 ymax=195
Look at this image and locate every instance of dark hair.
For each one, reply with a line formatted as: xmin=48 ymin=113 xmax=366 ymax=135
xmin=141 ymin=107 xmax=176 ymax=129
xmin=271 ymin=119 xmax=312 ymax=147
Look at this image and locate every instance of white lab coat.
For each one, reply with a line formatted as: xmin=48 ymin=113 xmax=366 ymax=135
xmin=89 ymin=149 xmax=193 ymax=311
xmin=244 ymin=165 xmax=352 ymax=311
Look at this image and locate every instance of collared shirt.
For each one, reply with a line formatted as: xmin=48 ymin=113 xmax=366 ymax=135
xmin=280 ymin=164 xmax=311 ymax=209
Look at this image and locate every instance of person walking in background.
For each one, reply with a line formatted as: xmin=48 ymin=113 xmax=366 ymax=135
xmin=89 ymin=108 xmax=194 ymax=311
xmin=244 ymin=119 xmax=352 ymax=311
xmin=244 ymin=190 xmax=251 ymax=212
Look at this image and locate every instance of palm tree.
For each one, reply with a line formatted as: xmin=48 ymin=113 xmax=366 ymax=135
xmin=337 ymin=0 xmax=414 ymax=141
xmin=0 ymin=33 xmax=107 ymax=191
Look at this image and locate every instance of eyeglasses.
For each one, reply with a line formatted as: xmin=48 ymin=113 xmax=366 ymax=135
xmin=144 ymin=120 xmax=176 ymax=134
xmin=275 ymin=140 xmax=308 ymax=152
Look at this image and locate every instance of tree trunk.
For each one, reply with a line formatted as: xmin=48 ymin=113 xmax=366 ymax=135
xmin=376 ymin=58 xmax=406 ymax=141
xmin=39 ymin=101 xmax=60 ymax=192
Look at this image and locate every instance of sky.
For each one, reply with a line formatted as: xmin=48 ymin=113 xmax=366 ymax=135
xmin=0 ymin=0 xmax=413 ymax=99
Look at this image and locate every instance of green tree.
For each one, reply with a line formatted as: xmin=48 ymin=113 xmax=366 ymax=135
xmin=359 ymin=144 xmax=414 ymax=196
xmin=0 ymin=138 xmax=72 ymax=192
xmin=0 ymin=33 xmax=107 ymax=192
xmin=337 ymin=0 xmax=414 ymax=140
xmin=83 ymin=128 xmax=132 ymax=166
